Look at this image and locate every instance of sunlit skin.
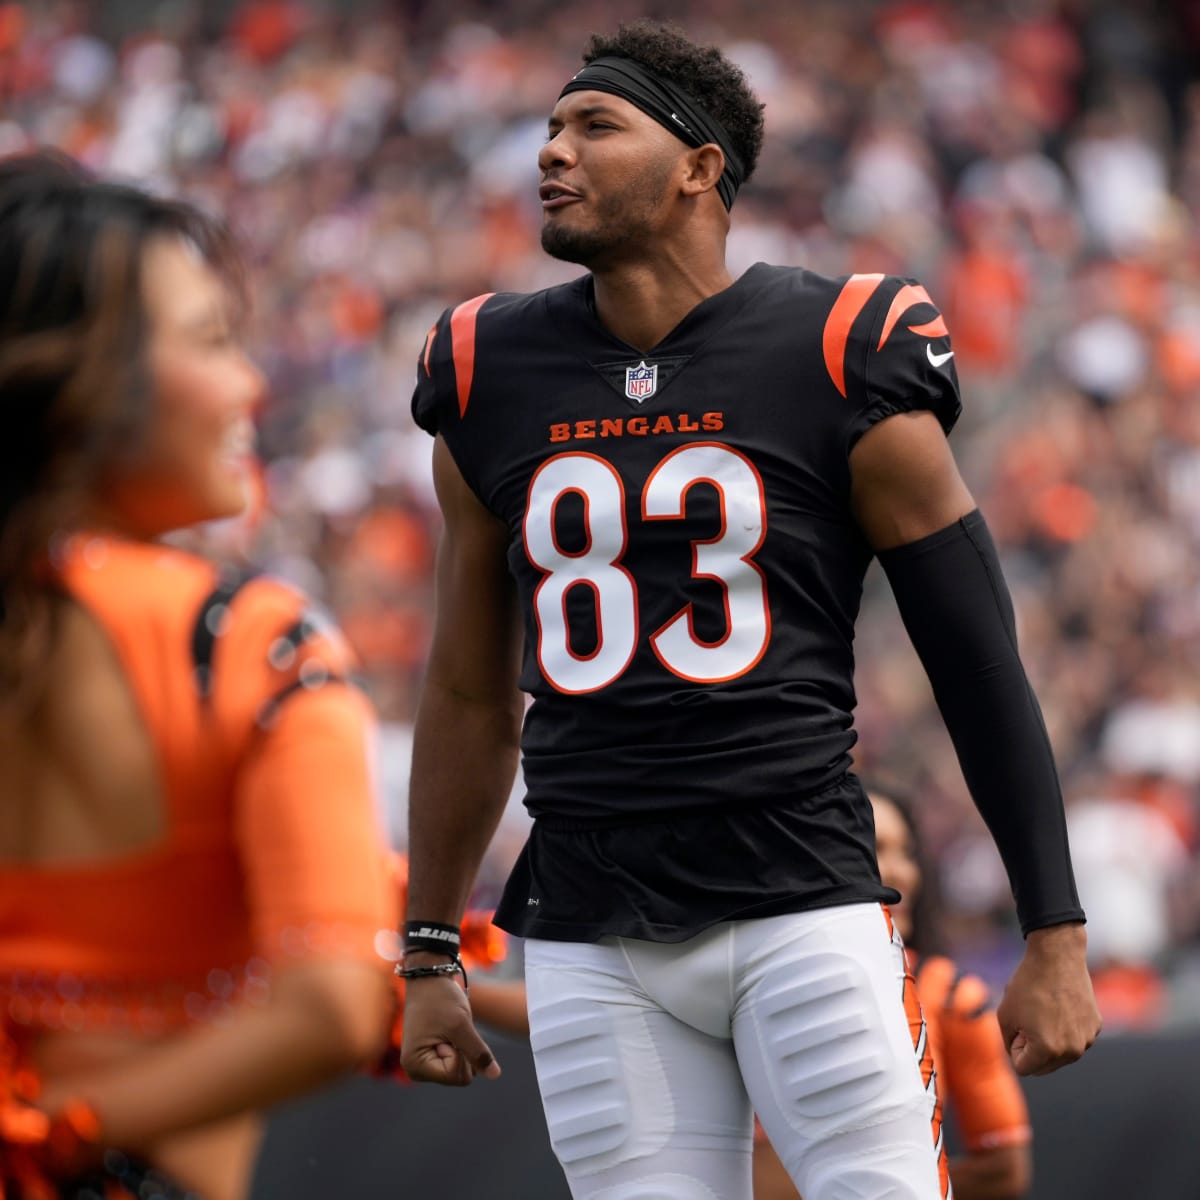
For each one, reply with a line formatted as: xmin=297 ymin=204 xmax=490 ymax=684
xmin=92 ymin=236 xmax=265 ymax=540
xmin=870 ymin=792 xmax=922 ymax=943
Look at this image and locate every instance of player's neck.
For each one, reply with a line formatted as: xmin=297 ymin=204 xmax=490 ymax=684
xmin=590 ymin=251 xmax=734 ymax=353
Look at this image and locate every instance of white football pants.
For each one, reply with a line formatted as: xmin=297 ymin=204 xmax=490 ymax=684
xmin=524 ymin=903 xmax=947 ymax=1200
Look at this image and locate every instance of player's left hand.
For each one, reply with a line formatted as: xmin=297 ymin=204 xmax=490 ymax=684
xmin=997 ymin=921 xmax=1101 ymax=1076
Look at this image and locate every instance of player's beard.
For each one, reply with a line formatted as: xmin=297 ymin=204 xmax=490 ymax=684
xmin=541 ymin=159 xmax=675 ymax=269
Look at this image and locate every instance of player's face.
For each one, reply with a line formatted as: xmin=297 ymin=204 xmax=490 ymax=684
xmin=870 ymin=794 xmax=922 ymax=943
xmin=539 ymin=90 xmax=685 ymax=268
xmin=99 ymin=236 xmax=264 ymax=537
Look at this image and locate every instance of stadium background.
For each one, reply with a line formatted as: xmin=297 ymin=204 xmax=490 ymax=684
xmin=3 ymin=0 xmax=1199 ymax=1195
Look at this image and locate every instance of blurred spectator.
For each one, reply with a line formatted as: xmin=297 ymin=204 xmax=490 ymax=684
xmin=1068 ymin=790 xmax=1189 ymax=1030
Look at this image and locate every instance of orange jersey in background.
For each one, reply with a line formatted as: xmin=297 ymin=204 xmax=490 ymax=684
xmin=0 ymin=534 xmax=397 ymax=1035
xmin=1 ymin=534 xmax=399 ymax=1192
xmin=910 ymin=953 xmax=1032 ymax=1154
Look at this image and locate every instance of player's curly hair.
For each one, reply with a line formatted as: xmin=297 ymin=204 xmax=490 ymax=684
xmin=582 ymin=20 xmax=765 ymax=184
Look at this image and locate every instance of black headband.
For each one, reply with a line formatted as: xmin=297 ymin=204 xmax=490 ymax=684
xmin=558 ymin=56 xmax=745 ymax=211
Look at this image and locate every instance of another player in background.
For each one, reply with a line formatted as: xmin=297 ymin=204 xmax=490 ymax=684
xmin=399 ymin=20 xmax=1100 ymax=1200
xmin=0 ymin=153 xmax=396 ymax=1200
xmin=753 ymin=784 xmax=1033 ymax=1199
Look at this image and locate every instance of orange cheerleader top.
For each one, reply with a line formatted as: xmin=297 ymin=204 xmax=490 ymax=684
xmin=0 ymin=535 xmax=397 ymax=1037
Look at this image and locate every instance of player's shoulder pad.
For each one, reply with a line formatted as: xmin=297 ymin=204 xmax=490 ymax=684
xmin=413 ymin=291 xmax=539 ymax=435
xmin=200 ymin=574 xmax=363 ymax=748
xmin=821 ymin=273 xmax=961 ymax=432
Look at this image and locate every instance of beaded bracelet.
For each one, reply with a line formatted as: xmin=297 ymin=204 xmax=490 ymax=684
xmin=394 ymin=955 xmax=469 ymax=992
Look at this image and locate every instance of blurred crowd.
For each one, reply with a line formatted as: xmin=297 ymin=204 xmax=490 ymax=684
xmin=2 ymin=0 xmax=1199 ymax=1029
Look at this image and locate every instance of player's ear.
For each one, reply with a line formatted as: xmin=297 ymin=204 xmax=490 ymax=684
xmin=681 ymin=144 xmax=725 ymax=199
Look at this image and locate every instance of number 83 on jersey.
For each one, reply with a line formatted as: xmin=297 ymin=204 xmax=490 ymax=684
xmin=523 ymin=441 xmax=773 ymax=694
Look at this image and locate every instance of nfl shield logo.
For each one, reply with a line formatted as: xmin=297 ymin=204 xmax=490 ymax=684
xmin=625 ymin=361 xmax=657 ymax=402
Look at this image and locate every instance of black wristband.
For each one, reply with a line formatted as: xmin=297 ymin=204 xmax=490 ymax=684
xmin=403 ymin=920 xmax=462 ymax=957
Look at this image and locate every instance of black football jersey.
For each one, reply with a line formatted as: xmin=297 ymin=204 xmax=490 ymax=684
xmin=412 ymin=264 xmax=961 ymax=940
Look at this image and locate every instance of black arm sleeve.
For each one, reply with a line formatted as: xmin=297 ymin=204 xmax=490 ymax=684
xmin=877 ymin=509 xmax=1085 ymax=935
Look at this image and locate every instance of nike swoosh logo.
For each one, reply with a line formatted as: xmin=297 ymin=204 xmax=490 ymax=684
xmin=927 ymin=345 xmax=955 ymax=368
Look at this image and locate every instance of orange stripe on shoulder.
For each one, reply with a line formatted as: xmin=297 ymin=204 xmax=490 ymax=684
xmin=877 ymin=283 xmax=948 ymax=349
xmin=450 ymin=293 xmax=495 ymax=417
xmin=422 ymin=321 xmax=438 ymax=377
xmin=823 ymin=274 xmax=885 ymax=398
xmin=908 ymin=315 xmax=949 ymax=339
